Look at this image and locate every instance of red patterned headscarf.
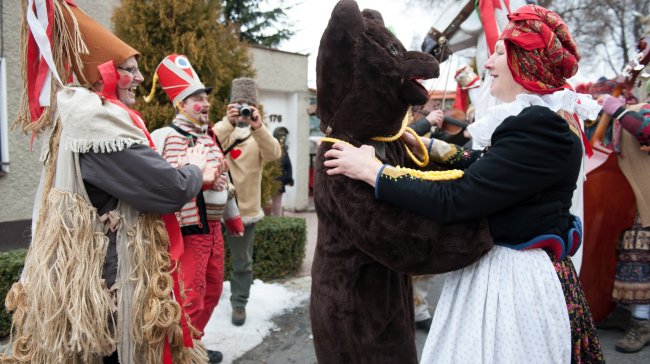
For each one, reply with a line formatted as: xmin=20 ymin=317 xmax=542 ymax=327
xmin=500 ymin=5 xmax=580 ymax=94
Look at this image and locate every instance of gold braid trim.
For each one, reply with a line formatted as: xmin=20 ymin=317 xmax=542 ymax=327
xmin=401 ymin=127 xmax=429 ymax=167
xmin=322 ymin=137 xmax=462 ymax=182
xmin=370 ymin=113 xmax=410 ymax=142
xmin=382 ymin=165 xmax=464 ymax=182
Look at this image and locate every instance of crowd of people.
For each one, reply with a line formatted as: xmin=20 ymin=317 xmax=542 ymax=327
xmin=1 ymin=0 xmax=648 ymax=363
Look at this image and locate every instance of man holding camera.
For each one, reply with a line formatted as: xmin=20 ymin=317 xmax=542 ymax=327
xmin=213 ymin=77 xmax=281 ymax=326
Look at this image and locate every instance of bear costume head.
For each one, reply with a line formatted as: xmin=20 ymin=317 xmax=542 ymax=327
xmin=316 ymin=0 xmax=439 ymax=141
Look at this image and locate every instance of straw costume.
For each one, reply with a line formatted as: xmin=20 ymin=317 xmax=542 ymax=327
xmin=2 ymin=1 xmax=207 ymax=363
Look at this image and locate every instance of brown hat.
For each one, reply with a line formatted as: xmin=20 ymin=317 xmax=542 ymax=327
xmin=17 ymin=1 xmax=139 ymax=134
xmin=62 ymin=5 xmax=139 ymax=85
xmin=230 ymin=77 xmax=258 ymax=105
xmin=587 ymin=78 xmax=617 ymax=97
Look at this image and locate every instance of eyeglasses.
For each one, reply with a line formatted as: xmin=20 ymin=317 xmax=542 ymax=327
xmin=117 ymin=66 xmax=141 ymax=76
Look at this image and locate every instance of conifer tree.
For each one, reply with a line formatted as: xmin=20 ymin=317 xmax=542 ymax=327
xmin=221 ymin=0 xmax=295 ymax=48
xmin=113 ymin=0 xmax=254 ymax=131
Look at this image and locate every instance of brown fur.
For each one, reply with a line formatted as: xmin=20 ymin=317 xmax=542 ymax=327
xmin=310 ymin=1 xmax=493 ymax=363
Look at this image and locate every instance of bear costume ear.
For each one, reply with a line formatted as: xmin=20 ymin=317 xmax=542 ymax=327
xmin=316 ymin=0 xmax=366 ymax=134
xmin=330 ymin=0 xmax=366 ymax=39
xmin=361 ymin=9 xmax=384 ymax=27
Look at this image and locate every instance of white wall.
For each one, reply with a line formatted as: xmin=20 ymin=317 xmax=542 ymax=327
xmin=250 ymin=46 xmax=310 ymax=211
xmin=0 ymin=0 xmax=122 ymax=224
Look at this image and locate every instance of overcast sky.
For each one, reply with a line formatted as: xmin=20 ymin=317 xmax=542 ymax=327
xmin=270 ymin=0 xmax=595 ymax=89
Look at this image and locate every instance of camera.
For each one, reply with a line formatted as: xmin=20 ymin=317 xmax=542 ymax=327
xmin=236 ymin=103 xmax=252 ymax=117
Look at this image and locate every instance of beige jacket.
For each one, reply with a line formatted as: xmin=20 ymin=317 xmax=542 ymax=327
xmin=213 ymin=116 xmax=281 ymax=223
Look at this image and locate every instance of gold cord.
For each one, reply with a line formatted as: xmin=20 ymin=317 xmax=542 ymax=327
xmin=370 ymin=113 xmax=410 ymax=142
xmin=323 ymin=112 xmax=429 ymax=167
xmin=402 ymin=127 xmax=429 ymax=167
xmin=321 ymin=137 xmax=463 ymax=182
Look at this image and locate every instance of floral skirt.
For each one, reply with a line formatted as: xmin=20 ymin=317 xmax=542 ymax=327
xmin=552 ymin=255 xmax=604 ymax=363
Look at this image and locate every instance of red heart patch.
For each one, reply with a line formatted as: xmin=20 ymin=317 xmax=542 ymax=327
xmin=230 ymin=149 xmax=242 ymax=160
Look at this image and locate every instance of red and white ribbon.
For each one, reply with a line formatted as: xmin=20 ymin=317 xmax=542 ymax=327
xmin=26 ymin=0 xmax=63 ymax=109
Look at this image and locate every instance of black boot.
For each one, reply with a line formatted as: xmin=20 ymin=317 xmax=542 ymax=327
xmin=207 ymin=349 xmax=223 ymax=363
xmin=415 ymin=317 xmax=433 ymax=332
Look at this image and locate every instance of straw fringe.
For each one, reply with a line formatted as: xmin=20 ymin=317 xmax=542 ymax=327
xmin=14 ymin=0 xmax=89 ymax=135
xmin=127 ymin=213 xmax=204 ymax=363
xmin=176 ymin=339 xmax=209 ymax=364
xmin=3 ymin=190 xmax=114 ymax=363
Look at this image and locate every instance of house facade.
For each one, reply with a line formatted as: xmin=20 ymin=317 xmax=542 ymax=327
xmin=0 ymin=1 xmax=310 ymax=249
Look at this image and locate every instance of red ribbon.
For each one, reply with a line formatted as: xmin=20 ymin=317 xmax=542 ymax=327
xmin=97 ymin=61 xmax=192 ymax=363
xmin=478 ymin=0 xmax=500 ymax=55
xmin=26 ymin=0 xmax=54 ymax=122
xmin=452 ymin=85 xmax=469 ymax=112
xmin=573 ymin=112 xmax=593 ymax=158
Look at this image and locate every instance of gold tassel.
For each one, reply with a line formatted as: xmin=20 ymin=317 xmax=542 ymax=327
xmin=144 ymin=73 xmax=159 ymax=103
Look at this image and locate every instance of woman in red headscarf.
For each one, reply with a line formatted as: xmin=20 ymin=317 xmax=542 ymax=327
xmin=323 ymin=4 xmax=603 ymax=363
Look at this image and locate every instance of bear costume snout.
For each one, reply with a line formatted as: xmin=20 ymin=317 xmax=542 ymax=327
xmin=400 ymin=50 xmax=439 ymax=105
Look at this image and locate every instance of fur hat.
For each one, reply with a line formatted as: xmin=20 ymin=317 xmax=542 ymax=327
xmin=230 ymin=77 xmax=258 ymax=105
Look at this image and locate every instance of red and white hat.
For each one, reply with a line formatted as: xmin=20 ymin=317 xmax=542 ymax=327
xmin=149 ymin=54 xmax=211 ymax=105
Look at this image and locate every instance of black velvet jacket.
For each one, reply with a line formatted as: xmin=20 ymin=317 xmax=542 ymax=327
xmin=377 ymin=105 xmax=583 ymax=244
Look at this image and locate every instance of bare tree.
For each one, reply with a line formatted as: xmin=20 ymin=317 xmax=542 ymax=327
xmin=550 ymin=0 xmax=649 ymax=74
xmin=409 ymin=0 xmax=649 ymax=75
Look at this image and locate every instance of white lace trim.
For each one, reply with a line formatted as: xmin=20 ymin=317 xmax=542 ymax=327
xmin=467 ymin=90 xmax=601 ymax=150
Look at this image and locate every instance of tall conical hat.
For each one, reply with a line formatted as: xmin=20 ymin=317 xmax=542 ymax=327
xmin=151 ymin=54 xmax=211 ymax=105
xmin=18 ymin=0 xmax=140 ymax=134
xmin=61 ymin=4 xmax=139 ymax=85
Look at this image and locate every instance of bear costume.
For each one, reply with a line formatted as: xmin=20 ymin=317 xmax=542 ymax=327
xmin=310 ymin=1 xmax=494 ymax=363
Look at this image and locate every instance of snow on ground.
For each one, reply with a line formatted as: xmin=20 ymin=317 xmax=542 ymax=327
xmin=202 ymin=278 xmax=310 ymax=364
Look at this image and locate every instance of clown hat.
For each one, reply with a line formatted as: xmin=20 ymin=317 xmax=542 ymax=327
xmin=146 ymin=54 xmax=211 ymax=105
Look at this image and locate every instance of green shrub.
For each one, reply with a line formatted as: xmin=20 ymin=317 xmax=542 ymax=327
xmin=225 ymin=216 xmax=306 ymax=282
xmin=0 ymin=249 xmax=27 ymax=338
